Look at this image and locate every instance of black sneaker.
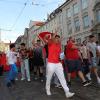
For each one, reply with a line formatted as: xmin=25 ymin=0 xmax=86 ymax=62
xmin=55 ymin=84 xmax=62 ymax=88
xmin=34 ymin=77 xmax=38 ymax=80
xmin=40 ymin=77 xmax=44 ymax=82
xmin=11 ymin=80 xmax=16 ymax=85
xmin=6 ymin=82 xmax=12 ymax=88
xmin=40 ymin=79 xmax=44 ymax=82
xmin=87 ymin=80 xmax=92 ymax=84
xmin=67 ymin=81 xmax=71 ymax=87
xmin=82 ymin=81 xmax=91 ymax=87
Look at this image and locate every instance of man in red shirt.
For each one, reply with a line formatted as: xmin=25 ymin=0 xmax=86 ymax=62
xmin=45 ymin=34 xmax=75 ymax=98
xmin=65 ymin=37 xmax=91 ymax=86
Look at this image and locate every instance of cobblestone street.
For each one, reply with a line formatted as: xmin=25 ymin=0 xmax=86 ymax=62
xmin=0 ymin=74 xmax=100 ymax=100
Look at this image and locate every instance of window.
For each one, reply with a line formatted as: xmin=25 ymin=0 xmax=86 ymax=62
xmin=67 ymin=22 xmax=72 ymax=34
xmin=74 ymin=19 xmax=80 ymax=32
xmin=59 ymin=15 xmax=62 ymax=24
xmin=67 ymin=8 xmax=71 ymax=18
xmin=76 ymin=38 xmax=81 ymax=44
xmin=97 ymin=10 xmax=100 ymax=22
xmin=73 ymin=3 xmax=79 ymax=15
xmin=83 ymin=15 xmax=89 ymax=28
xmin=46 ymin=25 xmax=47 ymax=29
xmin=60 ymin=29 xmax=62 ymax=36
xmin=81 ymin=0 xmax=88 ymax=9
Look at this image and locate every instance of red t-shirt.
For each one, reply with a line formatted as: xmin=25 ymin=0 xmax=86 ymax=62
xmin=48 ymin=41 xmax=61 ymax=63
xmin=65 ymin=41 xmax=79 ymax=60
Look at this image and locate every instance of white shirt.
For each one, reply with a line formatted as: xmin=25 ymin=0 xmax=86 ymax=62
xmin=6 ymin=51 xmax=17 ymax=65
xmin=87 ymin=42 xmax=97 ymax=58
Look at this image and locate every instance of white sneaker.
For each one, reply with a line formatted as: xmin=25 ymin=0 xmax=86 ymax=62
xmin=21 ymin=78 xmax=25 ymax=81
xmin=27 ymin=79 xmax=31 ymax=82
xmin=46 ymin=90 xmax=51 ymax=96
xmin=65 ymin=92 xmax=75 ymax=98
xmin=15 ymin=78 xmax=18 ymax=81
xmin=86 ymin=73 xmax=92 ymax=81
xmin=97 ymin=77 xmax=100 ymax=84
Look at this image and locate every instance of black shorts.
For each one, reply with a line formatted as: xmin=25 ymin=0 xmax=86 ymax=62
xmin=33 ymin=57 xmax=44 ymax=66
xmin=66 ymin=59 xmax=82 ymax=73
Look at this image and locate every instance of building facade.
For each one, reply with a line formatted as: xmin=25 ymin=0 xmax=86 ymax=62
xmin=15 ymin=35 xmax=24 ymax=50
xmin=92 ymin=0 xmax=100 ymax=43
xmin=0 ymin=41 xmax=10 ymax=52
xmin=20 ymin=0 xmax=99 ymax=48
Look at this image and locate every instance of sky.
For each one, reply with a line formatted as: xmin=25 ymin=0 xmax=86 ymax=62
xmin=0 ymin=0 xmax=65 ymax=43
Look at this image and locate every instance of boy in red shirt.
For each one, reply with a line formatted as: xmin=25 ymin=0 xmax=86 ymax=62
xmin=45 ymin=34 xmax=75 ymax=98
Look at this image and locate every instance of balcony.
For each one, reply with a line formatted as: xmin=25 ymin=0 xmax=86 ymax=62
xmin=95 ymin=0 xmax=100 ymax=4
xmin=94 ymin=0 xmax=100 ymax=10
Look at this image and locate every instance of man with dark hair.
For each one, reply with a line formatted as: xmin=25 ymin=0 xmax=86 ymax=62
xmin=87 ymin=35 xmax=100 ymax=83
xmin=6 ymin=43 xmax=18 ymax=87
xmin=20 ymin=43 xmax=30 ymax=82
xmin=45 ymin=34 xmax=75 ymax=98
xmin=20 ymin=43 xmax=25 ymax=46
xmin=65 ymin=37 xmax=91 ymax=86
xmin=89 ymin=35 xmax=95 ymax=39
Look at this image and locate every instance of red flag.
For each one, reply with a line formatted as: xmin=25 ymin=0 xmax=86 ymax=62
xmin=38 ymin=32 xmax=51 ymax=41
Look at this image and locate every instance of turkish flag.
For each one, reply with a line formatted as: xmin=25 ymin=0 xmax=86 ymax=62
xmin=38 ymin=32 xmax=51 ymax=41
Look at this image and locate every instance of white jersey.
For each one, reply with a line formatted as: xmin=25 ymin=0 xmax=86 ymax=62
xmin=6 ymin=51 xmax=18 ymax=65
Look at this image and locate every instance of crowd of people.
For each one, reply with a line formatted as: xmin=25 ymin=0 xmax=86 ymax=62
xmin=0 ymin=34 xmax=100 ymax=98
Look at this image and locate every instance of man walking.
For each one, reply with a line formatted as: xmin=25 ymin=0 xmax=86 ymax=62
xmin=20 ymin=43 xmax=30 ymax=82
xmin=6 ymin=44 xmax=18 ymax=87
xmin=45 ymin=34 xmax=75 ymax=98
xmin=87 ymin=35 xmax=100 ymax=83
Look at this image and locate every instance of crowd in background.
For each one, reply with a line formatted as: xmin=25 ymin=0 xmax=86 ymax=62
xmin=0 ymin=34 xmax=100 ymax=98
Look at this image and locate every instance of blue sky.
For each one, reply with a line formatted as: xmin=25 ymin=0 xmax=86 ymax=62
xmin=0 ymin=0 xmax=65 ymax=43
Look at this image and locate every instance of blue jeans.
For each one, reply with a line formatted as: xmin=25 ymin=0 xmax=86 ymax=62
xmin=6 ymin=64 xmax=18 ymax=83
xmin=21 ymin=59 xmax=30 ymax=80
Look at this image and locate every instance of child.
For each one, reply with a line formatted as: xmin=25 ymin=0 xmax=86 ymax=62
xmin=6 ymin=44 xmax=18 ymax=88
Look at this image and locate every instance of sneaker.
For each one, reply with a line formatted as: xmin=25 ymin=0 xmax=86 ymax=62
xmin=86 ymin=73 xmax=92 ymax=81
xmin=6 ymin=82 xmax=12 ymax=88
xmin=15 ymin=78 xmax=18 ymax=81
xmin=82 ymin=81 xmax=91 ymax=87
xmin=21 ymin=78 xmax=25 ymax=81
xmin=67 ymin=81 xmax=71 ymax=87
xmin=40 ymin=79 xmax=44 ymax=82
xmin=97 ymin=77 xmax=100 ymax=84
xmin=65 ymin=92 xmax=75 ymax=98
xmin=87 ymin=80 xmax=92 ymax=84
xmin=55 ymin=84 xmax=62 ymax=88
xmin=46 ymin=90 xmax=51 ymax=96
xmin=27 ymin=79 xmax=31 ymax=82
xmin=34 ymin=77 xmax=38 ymax=80
xmin=11 ymin=80 xmax=16 ymax=85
